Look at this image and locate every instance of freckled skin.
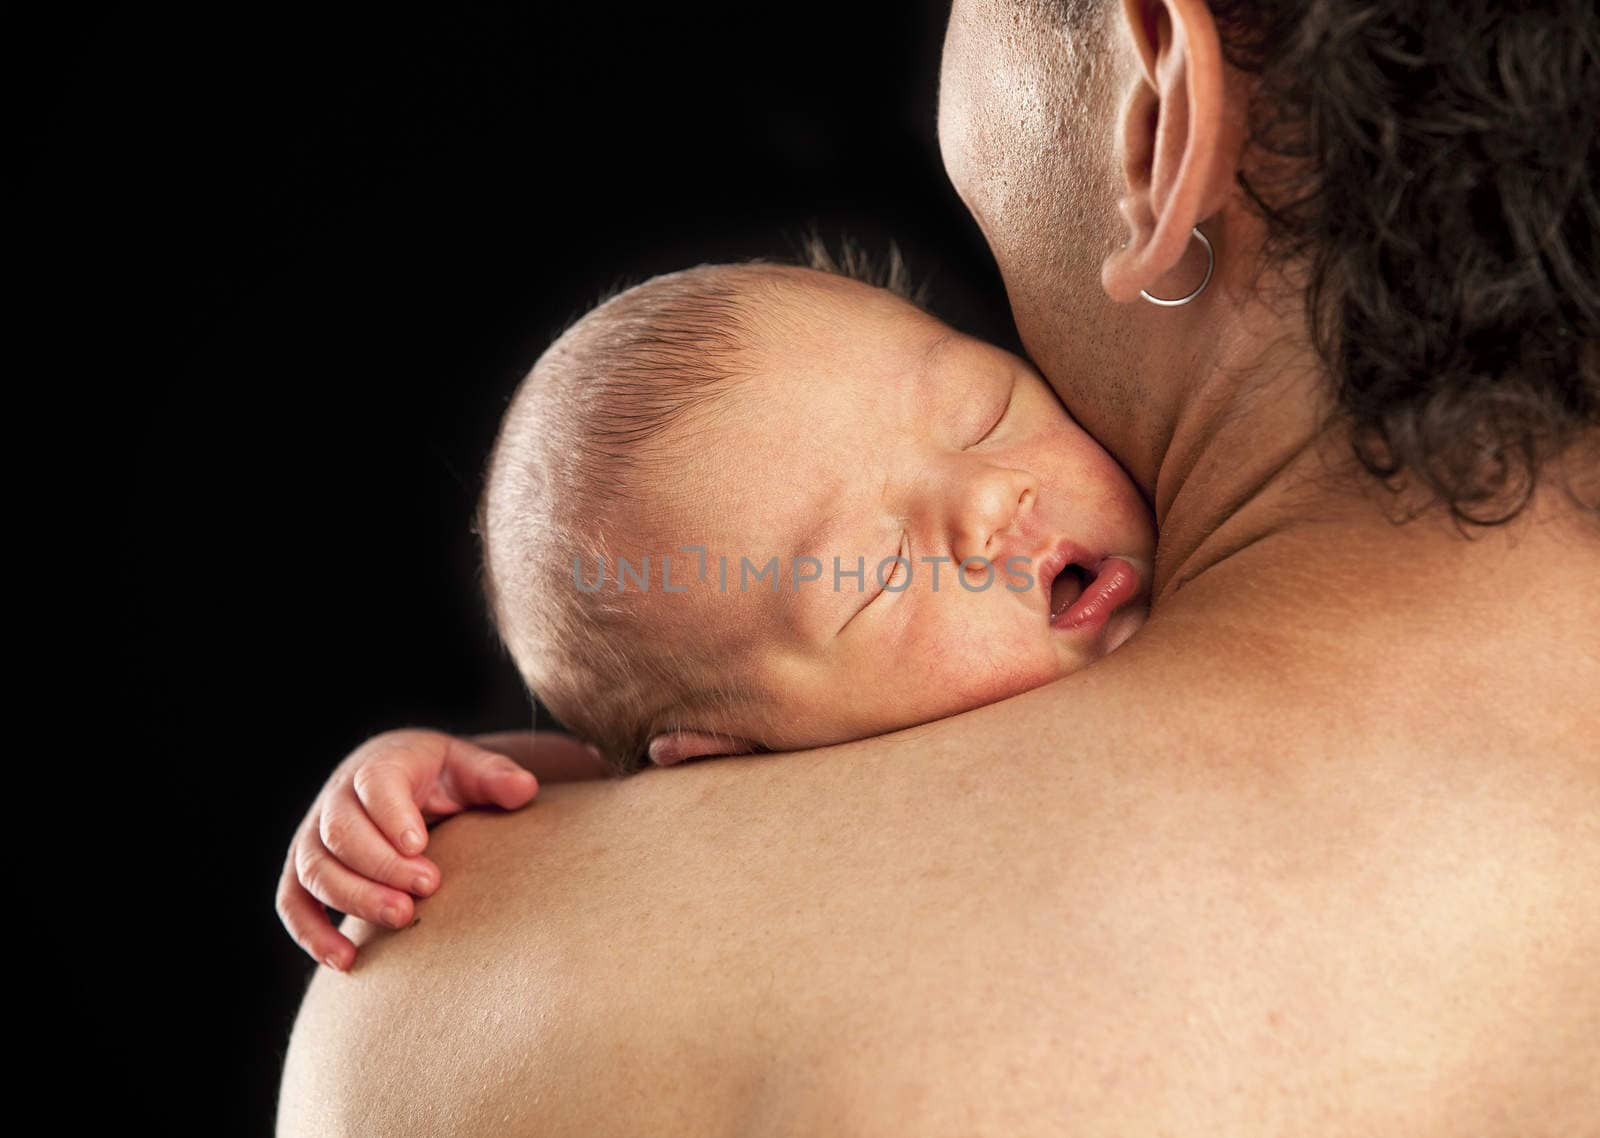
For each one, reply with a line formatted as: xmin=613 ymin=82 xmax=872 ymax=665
xmin=635 ymin=270 xmax=1153 ymax=750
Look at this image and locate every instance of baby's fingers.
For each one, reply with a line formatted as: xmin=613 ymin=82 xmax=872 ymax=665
xmin=433 ymin=739 xmax=539 ymax=814
xmin=277 ymin=873 xmax=357 ymax=972
xmin=349 ymin=753 xmax=434 ymax=857
xmin=319 ymin=794 xmax=441 ymax=898
xmin=296 ymin=838 xmax=420 ymax=934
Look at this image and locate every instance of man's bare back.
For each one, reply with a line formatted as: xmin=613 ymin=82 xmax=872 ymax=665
xmin=279 ymin=524 xmax=1600 ymax=1136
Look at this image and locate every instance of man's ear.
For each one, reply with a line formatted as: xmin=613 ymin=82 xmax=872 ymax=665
xmin=1102 ymin=0 xmax=1245 ymax=303
xmin=647 ymin=730 xmax=756 ymax=766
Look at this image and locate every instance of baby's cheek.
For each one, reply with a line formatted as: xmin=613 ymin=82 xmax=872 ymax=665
xmin=969 ymin=649 xmax=1066 ymax=706
xmin=904 ymin=630 xmax=1062 ymax=718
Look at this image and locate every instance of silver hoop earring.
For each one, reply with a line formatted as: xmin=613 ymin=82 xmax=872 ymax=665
xmin=1139 ymin=227 xmax=1214 ymax=307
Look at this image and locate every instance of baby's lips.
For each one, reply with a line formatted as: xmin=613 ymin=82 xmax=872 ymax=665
xmin=1056 ymin=556 xmax=1145 ymax=632
xmin=1108 ymin=552 xmax=1154 ymax=593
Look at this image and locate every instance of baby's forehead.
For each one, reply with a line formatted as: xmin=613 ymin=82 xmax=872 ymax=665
xmin=643 ymin=291 xmax=961 ymax=527
xmin=744 ymin=264 xmax=934 ymax=334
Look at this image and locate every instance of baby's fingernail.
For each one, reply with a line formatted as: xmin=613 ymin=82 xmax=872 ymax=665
xmin=401 ymin=829 xmax=422 ymax=854
xmin=413 ymin=875 xmax=433 ymax=895
xmin=324 ymin=955 xmax=344 ymax=972
xmin=379 ymin=905 xmax=402 ymax=928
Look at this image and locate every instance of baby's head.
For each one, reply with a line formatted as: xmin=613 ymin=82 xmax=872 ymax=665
xmin=480 ymin=261 xmax=1154 ymax=772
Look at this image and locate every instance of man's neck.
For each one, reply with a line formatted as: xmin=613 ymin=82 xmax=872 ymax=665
xmin=1145 ymin=310 xmax=1347 ymax=603
xmin=1137 ymin=309 xmax=1597 ymax=651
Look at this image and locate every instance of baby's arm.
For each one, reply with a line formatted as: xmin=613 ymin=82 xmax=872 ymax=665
xmin=471 ymin=729 xmax=610 ymax=782
xmin=275 ymin=728 xmax=605 ymax=971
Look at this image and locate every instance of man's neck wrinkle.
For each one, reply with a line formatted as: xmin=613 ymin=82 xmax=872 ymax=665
xmin=1142 ymin=498 xmax=1600 ymax=697
xmin=1150 ymin=404 xmax=1333 ymax=603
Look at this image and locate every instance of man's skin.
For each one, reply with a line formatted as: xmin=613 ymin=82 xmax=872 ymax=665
xmin=278 ymin=1 xmax=1599 ymax=1133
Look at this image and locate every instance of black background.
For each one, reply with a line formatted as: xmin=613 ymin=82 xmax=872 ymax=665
xmin=33 ymin=1 xmax=1023 ymax=1130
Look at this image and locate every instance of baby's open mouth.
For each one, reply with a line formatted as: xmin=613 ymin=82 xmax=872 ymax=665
xmin=1048 ymin=563 xmax=1089 ymax=621
xmin=1046 ymin=556 xmax=1146 ymax=634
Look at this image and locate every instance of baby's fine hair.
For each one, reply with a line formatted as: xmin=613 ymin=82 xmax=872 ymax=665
xmin=477 ymin=241 xmax=922 ymax=773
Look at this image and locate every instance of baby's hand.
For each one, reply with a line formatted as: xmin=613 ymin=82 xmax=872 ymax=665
xmin=276 ymin=728 xmax=539 ymax=971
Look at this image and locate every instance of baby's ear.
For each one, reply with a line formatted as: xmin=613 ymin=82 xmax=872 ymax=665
xmin=647 ymin=731 xmax=756 ymax=767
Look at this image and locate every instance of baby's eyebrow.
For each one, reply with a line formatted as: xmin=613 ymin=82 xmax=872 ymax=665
xmin=911 ymin=329 xmax=977 ymax=435
xmin=791 ymin=505 xmax=852 ymax=566
xmin=919 ymin=330 xmax=959 ymax=378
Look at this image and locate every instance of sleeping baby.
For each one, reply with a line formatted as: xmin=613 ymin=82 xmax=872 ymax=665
xmin=277 ymin=257 xmax=1154 ymax=969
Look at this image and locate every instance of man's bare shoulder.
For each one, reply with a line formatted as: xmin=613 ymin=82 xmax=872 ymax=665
xmin=279 ymin=652 xmax=1600 ymax=1137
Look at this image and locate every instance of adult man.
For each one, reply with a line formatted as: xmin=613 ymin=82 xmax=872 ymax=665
xmin=279 ymin=1 xmax=1599 ymax=1132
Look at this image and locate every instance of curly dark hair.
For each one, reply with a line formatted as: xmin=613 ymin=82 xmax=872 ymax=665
xmin=1072 ymin=0 xmax=1600 ymax=525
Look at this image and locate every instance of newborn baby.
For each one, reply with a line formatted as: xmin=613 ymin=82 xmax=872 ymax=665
xmin=278 ymin=258 xmax=1154 ymax=969
xmin=480 ymin=260 xmax=1154 ymax=770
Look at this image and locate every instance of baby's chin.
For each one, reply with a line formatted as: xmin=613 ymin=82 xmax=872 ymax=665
xmin=1100 ymin=601 xmax=1150 ymax=658
xmin=1039 ymin=599 xmax=1150 ymax=686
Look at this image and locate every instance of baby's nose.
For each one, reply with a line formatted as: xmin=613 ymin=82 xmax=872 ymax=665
xmin=951 ymin=466 xmax=1038 ymax=566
